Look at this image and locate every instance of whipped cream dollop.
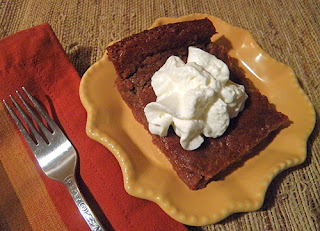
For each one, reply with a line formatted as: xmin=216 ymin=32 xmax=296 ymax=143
xmin=144 ymin=47 xmax=248 ymax=150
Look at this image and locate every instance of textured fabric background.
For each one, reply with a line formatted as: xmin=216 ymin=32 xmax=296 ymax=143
xmin=1 ymin=0 xmax=319 ymax=230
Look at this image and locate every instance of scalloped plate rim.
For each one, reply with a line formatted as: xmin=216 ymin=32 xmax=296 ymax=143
xmin=79 ymin=14 xmax=315 ymax=226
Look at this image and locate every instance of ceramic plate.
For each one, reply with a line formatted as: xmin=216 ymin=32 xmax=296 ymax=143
xmin=79 ymin=14 xmax=315 ymax=226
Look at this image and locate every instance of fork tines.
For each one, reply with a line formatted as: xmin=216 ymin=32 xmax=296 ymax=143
xmin=2 ymin=87 xmax=56 ymax=146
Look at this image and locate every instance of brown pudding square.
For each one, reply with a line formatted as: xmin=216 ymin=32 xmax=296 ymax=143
xmin=107 ymin=19 xmax=289 ymax=190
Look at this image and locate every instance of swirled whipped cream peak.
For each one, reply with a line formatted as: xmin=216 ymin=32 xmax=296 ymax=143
xmin=144 ymin=47 xmax=248 ymax=150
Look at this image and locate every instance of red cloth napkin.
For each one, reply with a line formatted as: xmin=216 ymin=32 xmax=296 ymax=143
xmin=0 ymin=24 xmax=188 ymax=231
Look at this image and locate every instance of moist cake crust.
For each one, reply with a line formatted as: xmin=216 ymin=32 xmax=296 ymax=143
xmin=107 ymin=19 xmax=289 ymax=190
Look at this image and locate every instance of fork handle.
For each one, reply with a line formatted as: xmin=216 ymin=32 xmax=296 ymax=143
xmin=64 ymin=176 xmax=105 ymax=231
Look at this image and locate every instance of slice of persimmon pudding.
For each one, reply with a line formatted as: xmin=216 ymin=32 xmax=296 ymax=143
xmin=106 ymin=18 xmax=289 ymax=190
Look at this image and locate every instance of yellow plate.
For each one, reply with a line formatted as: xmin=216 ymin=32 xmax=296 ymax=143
xmin=79 ymin=14 xmax=315 ymax=226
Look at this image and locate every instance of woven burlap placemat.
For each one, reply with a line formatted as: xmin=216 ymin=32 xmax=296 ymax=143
xmin=1 ymin=0 xmax=319 ymax=230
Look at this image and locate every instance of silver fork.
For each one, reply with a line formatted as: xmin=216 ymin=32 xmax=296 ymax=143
xmin=3 ymin=87 xmax=105 ymax=231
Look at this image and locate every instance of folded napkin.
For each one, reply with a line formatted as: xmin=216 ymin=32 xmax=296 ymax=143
xmin=0 ymin=24 xmax=188 ymax=231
